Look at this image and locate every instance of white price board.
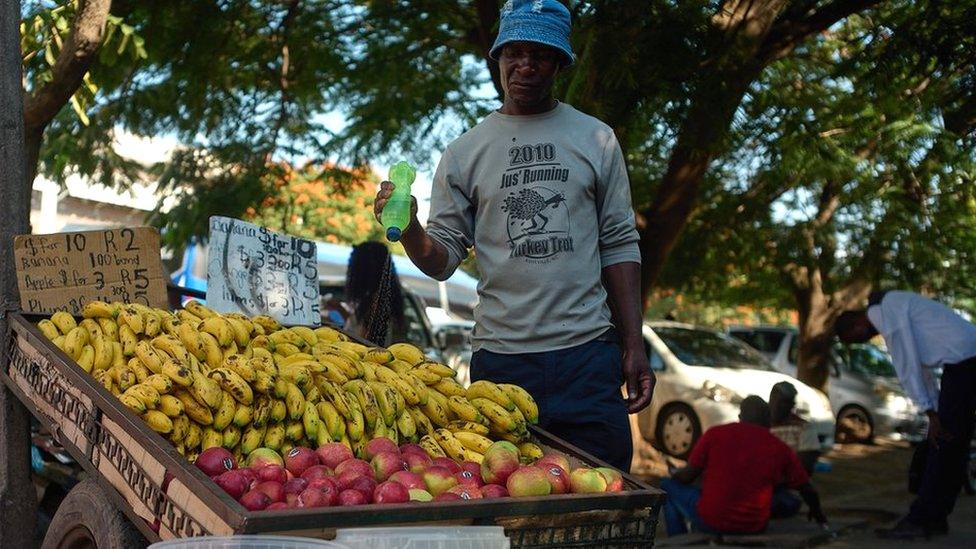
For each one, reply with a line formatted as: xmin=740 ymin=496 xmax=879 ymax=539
xmin=206 ymin=216 xmax=321 ymax=325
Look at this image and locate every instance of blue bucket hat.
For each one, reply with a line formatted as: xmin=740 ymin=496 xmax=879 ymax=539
xmin=489 ymin=0 xmax=575 ymax=67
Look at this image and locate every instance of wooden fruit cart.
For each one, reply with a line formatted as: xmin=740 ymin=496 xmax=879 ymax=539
xmin=2 ymin=311 xmax=663 ymax=548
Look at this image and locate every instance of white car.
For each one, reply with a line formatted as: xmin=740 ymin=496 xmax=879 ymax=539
xmin=636 ymin=322 xmax=836 ymax=459
xmin=728 ymin=326 xmax=926 ymax=443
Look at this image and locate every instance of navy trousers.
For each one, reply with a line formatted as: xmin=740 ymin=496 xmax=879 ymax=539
xmin=908 ymin=359 xmax=976 ymax=525
xmin=470 ymin=335 xmax=633 ymax=472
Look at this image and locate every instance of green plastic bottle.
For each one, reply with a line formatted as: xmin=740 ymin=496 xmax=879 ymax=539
xmin=383 ymin=161 xmax=417 ymax=242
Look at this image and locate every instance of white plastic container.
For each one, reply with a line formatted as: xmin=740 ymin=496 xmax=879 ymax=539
xmin=149 ymin=536 xmax=351 ymax=549
xmin=334 ymin=526 xmax=510 ymax=549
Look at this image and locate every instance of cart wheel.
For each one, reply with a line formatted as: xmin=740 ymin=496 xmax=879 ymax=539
xmin=41 ymin=479 xmax=146 ymax=549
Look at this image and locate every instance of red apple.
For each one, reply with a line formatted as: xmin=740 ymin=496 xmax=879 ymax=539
xmin=536 ymin=453 xmax=571 ymax=474
xmin=246 ymin=448 xmax=284 ymax=469
xmin=254 ymin=465 xmax=288 ymax=485
xmin=460 ymin=461 xmax=481 ymax=477
xmin=316 ymin=443 xmax=355 ymax=469
xmin=301 ymin=465 xmax=334 ymax=481
xmin=422 ymin=466 xmax=458 ymax=496
xmin=338 ymin=489 xmax=368 ymax=506
xmin=285 ymin=492 xmax=300 ymax=507
xmin=431 ymin=457 xmax=462 ymax=474
xmin=240 ymin=468 xmax=257 ymax=487
xmin=400 ymin=443 xmax=427 ymax=457
xmin=480 ymin=484 xmax=509 ymax=499
xmin=307 ymin=477 xmax=340 ymax=505
xmin=403 ymin=452 xmax=433 ymax=474
xmin=433 ymin=492 xmax=462 ymax=502
xmin=253 ymin=481 xmax=285 ymax=503
xmin=196 ymin=447 xmax=236 ymax=477
xmin=389 ymin=471 xmax=426 ymax=491
xmin=454 ymin=469 xmax=484 ymax=488
xmin=334 ymin=458 xmax=373 ymax=478
xmin=214 ymin=470 xmax=249 ymax=500
xmin=371 ymin=451 xmax=408 ymax=481
xmin=409 ymin=488 xmax=433 ymax=502
xmin=347 ymin=476 xmax=378 ymax=503
xmin=284 ymin=447 xmax=319 ymax=477
xmin=239 ymin=490 xmax=272 ymax=511
xmin=447 ymin=484 xmax=483 ymax=500
xmin=297 ymin=487 xmax=332 ymax=508
xmin=364 ymin=437 xmax=400 ymax=460
xmin=374 ymin=480 xmax=410 ymax=504
xmin=266 ymin=502 xmax=289 ymax=510
xmin=543 ymin=465 xmax=570 ymax=494
xmin=596 ymin=467 xmax=625 ymax=492
xmin=507 ymin=466 xmax=552 ymax=497
xmin=481 ymin=442 xmax=521 ymax=485
xmin=569 ymin=467 xmax=608 ymax=494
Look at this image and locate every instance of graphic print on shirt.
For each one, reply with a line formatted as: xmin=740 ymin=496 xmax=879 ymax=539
xmin=500 ymin=141 xmax=573 ymax=262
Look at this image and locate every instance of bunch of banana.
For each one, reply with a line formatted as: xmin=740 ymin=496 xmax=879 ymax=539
xmin=36 ymin=301 xmax=544 ymax=467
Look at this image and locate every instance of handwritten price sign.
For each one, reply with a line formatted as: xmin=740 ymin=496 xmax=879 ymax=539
xmin=14 ymin=227 xmax=168 ymax=315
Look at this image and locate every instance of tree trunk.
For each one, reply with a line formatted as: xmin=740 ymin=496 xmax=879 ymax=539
xmin=0 ymin=0 xmax=39 ymax=545
xmin=794 ymin=287 xmax=834 ymax=392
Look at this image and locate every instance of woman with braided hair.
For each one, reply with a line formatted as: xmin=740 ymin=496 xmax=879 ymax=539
xmin=343 ymin=241 xmax=408 ymax=346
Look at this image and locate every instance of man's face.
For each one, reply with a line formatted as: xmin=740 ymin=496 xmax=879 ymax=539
xmin=498 ymin=41 xmax=561 ymax=107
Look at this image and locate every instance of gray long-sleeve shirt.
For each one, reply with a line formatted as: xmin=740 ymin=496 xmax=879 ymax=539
xmin=425 ymin=102 xmax=641 ymax=353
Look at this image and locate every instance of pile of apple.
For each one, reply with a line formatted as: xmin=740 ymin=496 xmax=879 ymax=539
xmin=197 ymin=437 xmax=624 ymax=510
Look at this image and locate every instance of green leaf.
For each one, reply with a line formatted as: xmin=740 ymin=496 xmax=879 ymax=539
xmin=70 ymin=94 xmax=90 ymax=126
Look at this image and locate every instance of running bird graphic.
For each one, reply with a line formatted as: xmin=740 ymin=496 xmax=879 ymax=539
xmin=501 ymin=188 xmax=566 ymax=233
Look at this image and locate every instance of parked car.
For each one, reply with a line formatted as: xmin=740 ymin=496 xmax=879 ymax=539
xmin=429 ymin=318 xmax=475 ymax=386
xmin=728 ymin=326 xmax=926 ymax=443
xmin=637 ymin=322 xmax=836 ymax=459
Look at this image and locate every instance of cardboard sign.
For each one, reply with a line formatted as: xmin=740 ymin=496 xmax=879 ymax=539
xmin=206 ymin=216 xmax=321 ymax=325
xmin=14 ymin=227 xmax=168 ymax=315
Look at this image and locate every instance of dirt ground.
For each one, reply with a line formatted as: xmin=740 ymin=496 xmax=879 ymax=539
xmin=643 ymin=438 xmax=976 ymax=547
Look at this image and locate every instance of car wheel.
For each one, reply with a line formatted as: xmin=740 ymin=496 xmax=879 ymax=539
xmin=836 ymin=405 xmax=874 ymax=444
xmin=655 ymin=403 xmax=702 ymax=460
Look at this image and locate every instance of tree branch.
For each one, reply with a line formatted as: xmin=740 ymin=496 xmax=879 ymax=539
xmin=758 ymin=0 xmax=884 ymax=63
xmin=23 ymin=0 xmax=112 ymax=132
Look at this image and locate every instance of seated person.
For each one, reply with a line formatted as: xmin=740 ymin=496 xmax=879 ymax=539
xmin=768 ymin=381 xmax=823 ymax=518
xmin=662 ymin=396 xmax=828 ymax=536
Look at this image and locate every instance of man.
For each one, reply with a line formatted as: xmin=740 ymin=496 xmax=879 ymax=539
xmin=372 ymin=0 xmax=653 ymax=471
xmin=836 ymin=290 xmax=976 ymax=539
xmin=768 ymin=382 xmax=822 ymax=519
xmin=662 ymin=396 xmax=827 ymax=536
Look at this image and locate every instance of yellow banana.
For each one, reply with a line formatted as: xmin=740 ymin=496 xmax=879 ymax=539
xmin=447 ymin=420 xmax=491 ymax=437
xmin=518 ymin=442 xmax=545 ymax=463
xmin=82 ymin=300 xmax=117 ymax=319
xmin=367 ymin=381 xmax=397 ymax=427
xmin=174 ymin=389 xmax=214 ymax=426
xmin=432 ymin=378 xmax=467 ymax=398
xmin=127 ymin=356 xmax=148 ymax=383
xmin=76 ymin=345 xmax=95 ymax=372
xmin=184 ymin=422 xmax=203 ymax=450
xmin=269 ymin=329 xmax=305 ymax=349
xmin=284 ymin=382 xmax=306 ymax=420
xmin=454 ymin=431 xmax=494 ymax=454
xmin=160 ymin=314 xmax=181 ymax=337
xmin=345 ymin=402 xmax=365 ymax=442
xmin=222 ymin=354 xmax=256 ymax=382
xmin=233 ymin=403 xmax=254 ymax=428
xmin=262 ymin=424 xmax=284 ymax=451
xmin=143 ymin=311 xmax=161 ymax=338
xmin=208 ymin=368 xmax=254 ymax=405
xmin=119 ymin=325 xmax=138 ymax=357
xmin=199 ymin=316 xmax=234 ymax=347
xmin=420 ymin=395 xmax=451 ymax=427
xmin=92 ymin=334 xmax=114 ymax=371
xmin=388 ymin=343 xmax=426 ymax=365
xmin=176 ymin=309 xmax=203 ymax=326
xmin=183 ymin=299 xmax=217 ymax=319
xmin=433 ymin=428 xmax=469 ymax=462
xmin=402 ymin=372 xmax=430 ymax=405
xmin=278 ymin=363 xmax=314 ymax=389
xmin=118 ymin=306 xmax=144 ymax=335
xmin=162 ymin=358 xmax=194 ymax=387
xmin=363 ymin=347 xmax=394 ymax=364
xmin=374 ymin=366 xmax=419 ymax=405
xmin=119 ymin=393 xmax=146 ymax=414
xmin=324 ymin=344 xmax=362 ymax=364
xmin=333 ymin=340 xmax=369 ymax=358
xmin=223 ymin=315 xmax=253 ymax=347
xmin=124 ymin=384 xmax=161 ymax=409
xmin=285 ymin=420 xmax=304 ymax=441
xmin=270 ymin=399 xmax=287 ymax=423
xmin=416 ymin=361 xmax=456 ymax=378
xmin=112 ymin=364 xmax=136 ymax=392
xmin=37 ymin=319 xmax=60 ymax=340
xmin=498 ymin=383 xmax=539 ymax=424
xmin=253 ymin=370 xmax=277 ymax=395
xmin=158 ymin=394 xmax=185 ymax=418
xmin=290 ymin=326 xmax=318 ymax=348
xmin=170 ymin=414 xmax=189 ymax=444
xmin=313 ymin=326 xmax=345 ymax=342
xmin=386 ymin=359 xmax=414 ymax=376
xmin=50 ymin=311 xmax=78 ymax=334
xmin=63 ymin=327 xmax=89 ymax=360
xmin=92 ymin=369 xmax=113 ymax=392
xmin=152 ymin=335 xmax=191 ymax=365
xmin=343 ymin=380 xmax=380 ymax=429
xmin=360 ymin=360 xmax=378 ymax=382
xmin=470 ymin=397 xmax=517 ymax=432
xmin=52 ymin=335 xmax=66 ymax=351
xmin=317 ymin=401 xmax=344 ymax=440
xmin=213 ymin=391 xmax=237 ymax=430
xmin=202 ymin=427 xmax=224 ymax=450
xmin=319 ymin=380 xmax=354 ymax=419
xmin=144 ymin=374 xmax=173 ymax=394
xmin=277 ymin=352 xmax=315 ymax=367
xmin=96 ymin=317 xmax=120 ymax=342
xmin=410 ymin=368 xmax=442 ymax=385
xmin=198 ymin=331 xmax=224 ymax=370
xmin=411 ymin=407 xmax=436 ymax=436
xmin=241 ymin=425 xmax=267 ymax=454
xmin=420 ymin=435 xmax=447 ymax=458
xmin=79 ymin=318 xmax=104 ymax=342
xmin=135 ymin=340 xmax=164 ymax=374
xmin=176 ymin=321 xmax=206 ymax=361
xmin=251 ymin=315 xmax=281 ymax=334
xmin=447 ymin=396 xmax=486 ymax=424
xmin=396 ymin=408 xmax=418 ymax=440
xmin=222 ymin=425 xmax=241 ymax=449
xmin=466 ymin=380 xmax=516 ymax=411
xmin=143 ymin=410 xmax=173 ymax=434
xmin=251 ymin=397 xmax=272 ymax=428
xmin=303 ymin=401 xmax=323 ymax=442
xmin=317 ymin=352 xmax=361 ymax=379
